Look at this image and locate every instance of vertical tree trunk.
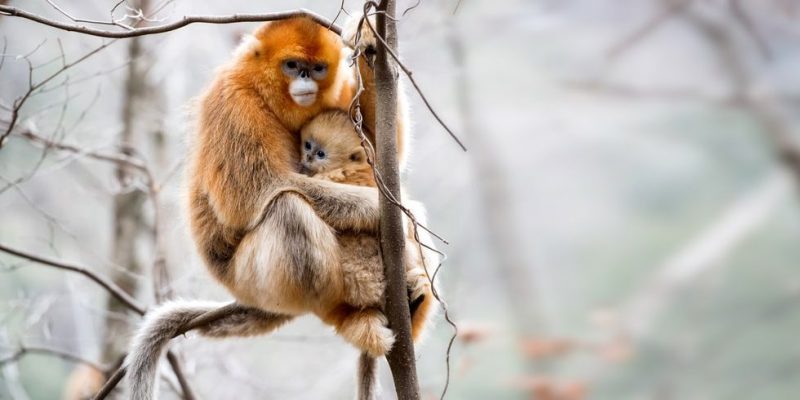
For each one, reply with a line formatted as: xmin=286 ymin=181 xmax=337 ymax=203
xmin=374 ymin=1 xmax=421 ymax=399
xmin=101 ymin=0 xmax=162 ymax=367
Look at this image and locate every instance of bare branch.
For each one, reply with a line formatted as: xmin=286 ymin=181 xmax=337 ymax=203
xmin=606 ymin=0 xmax=694 ymax=59
xmin=17 ymin=129 xmax=149 ymax=173
xmin=0 ymin=5 xmax=342 ymax=38
xmin=0 ymin=344 xmax=107 ymax=372
xmin=0 ymin=40 xmax=114 ymax=147
xmin=730 ymin=0 xmax=772 ymax=60
xmin=0 ymin=243 xmax=146 ymax=315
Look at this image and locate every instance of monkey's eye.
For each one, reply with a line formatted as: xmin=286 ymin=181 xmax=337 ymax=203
xmin=311 ymin=63 xmax=328 ymax=80
xmin=316 ymin=150 xmax=326 ymax=159
xmin=304 ymin=141 xmax=312 ymax=150
xmin=282 ymin=60 xmax=301 ymax=77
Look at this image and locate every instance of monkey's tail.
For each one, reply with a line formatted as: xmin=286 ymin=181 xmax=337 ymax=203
xmin=357 ymin=352 xmax=380 ymax=400
xmin=127 ymin=300 xmax=293 ymax=400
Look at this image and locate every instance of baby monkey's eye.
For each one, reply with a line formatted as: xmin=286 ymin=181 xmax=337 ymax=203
xmin=286 ymin=61 xmax=298 ymax=69
xmin=316 ymin=150 xmax=326 ymax=159
xmin=304 ymin=141 xmax=312 ymax=150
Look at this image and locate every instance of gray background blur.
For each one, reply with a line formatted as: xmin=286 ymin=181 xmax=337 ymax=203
xmin=2 ymin=0 xmax=800 ymax=399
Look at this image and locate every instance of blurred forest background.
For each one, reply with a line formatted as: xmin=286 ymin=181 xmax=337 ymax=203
xmin=2 ymin=0 xmax=800 ymax=399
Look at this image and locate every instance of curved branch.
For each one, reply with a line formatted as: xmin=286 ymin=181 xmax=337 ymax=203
xmin=0 ymin=243 xmax=146 ymax=315
xmin=0 ymin=5 xmax=342 ymax=37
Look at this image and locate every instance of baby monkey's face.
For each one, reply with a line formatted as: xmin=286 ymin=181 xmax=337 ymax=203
xmin=300 ymin=136 xmax=332 ymax=175
xmin=299 ymin=111 xmax=367 ymax=176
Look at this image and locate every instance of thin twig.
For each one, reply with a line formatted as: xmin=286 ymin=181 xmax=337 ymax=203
xmin=0 ymin=345 xmax=108 ymax=372
xmin=360 ymin=10 xmax=467 ymax=151
xmin=606 ymin=0 xmax=694 ymax=59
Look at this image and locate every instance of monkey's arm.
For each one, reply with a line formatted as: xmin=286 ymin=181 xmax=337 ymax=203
xmin=285 ymin=172 xmax=380 ymax=233
xmin=198 ymin=80 xmax=380 ymax=233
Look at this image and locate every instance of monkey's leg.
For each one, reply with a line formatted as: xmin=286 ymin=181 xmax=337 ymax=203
xmin=403 ymin=199 xmax=441 ymax=342
xmin=230 ymin=192 xmax=343 ymax=313
xmin=338 ymin=234 xmax=385 ymax=307
xmin=321 ymin=304 xmax=395 ymax=357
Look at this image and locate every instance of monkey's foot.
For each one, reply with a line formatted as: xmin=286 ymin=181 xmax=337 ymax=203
xmin=337 ymin=308 xmax=395 ymax=357
xmin=406 ymin=267 xmax=431 ymax=305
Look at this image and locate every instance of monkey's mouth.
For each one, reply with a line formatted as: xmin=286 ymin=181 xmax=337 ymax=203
xmin=290 ymin=91 xmax=317 ymax=107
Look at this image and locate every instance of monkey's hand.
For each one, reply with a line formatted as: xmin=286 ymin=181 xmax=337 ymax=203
xmin=406 ymin=262 xmax=431 ymax=308
xmin=287 ymin=173 xmax=380 ymax=233
xmin=342 ymin=13 xmax=377 ymax=67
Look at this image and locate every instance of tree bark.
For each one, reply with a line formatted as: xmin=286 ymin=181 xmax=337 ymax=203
xmin=374 ymin=1 xmax=421 ymax=399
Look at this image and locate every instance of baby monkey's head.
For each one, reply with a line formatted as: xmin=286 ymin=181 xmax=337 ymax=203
xmin=300 ymin=110 xmax=368 ymax=175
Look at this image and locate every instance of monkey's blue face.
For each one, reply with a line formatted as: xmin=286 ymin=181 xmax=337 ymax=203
xmin=282 ymin=59 xmax=329 ymax=107
xmin=300 ymin=138 xmax=329 ymax=175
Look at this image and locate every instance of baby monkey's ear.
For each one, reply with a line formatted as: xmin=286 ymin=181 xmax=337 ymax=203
xmin=350 ymin=149 xmax=367 ymax=163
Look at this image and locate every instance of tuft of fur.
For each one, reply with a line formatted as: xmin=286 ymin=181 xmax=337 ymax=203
xmin=323 ymin=306 xmax=395 ymax=358
xmin=127 ymin=300 xmax=291 ymax=400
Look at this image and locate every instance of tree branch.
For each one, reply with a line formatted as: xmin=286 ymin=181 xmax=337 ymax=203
xmin=0 ymin=243 xmax=145 ymax=315
xmin=0 ymin=344 xmax=107 ymax=372
xmin=372 ymin=0 xmax=421 ymax=398
xmin=0 ymin=5 xmax=342 ymax=37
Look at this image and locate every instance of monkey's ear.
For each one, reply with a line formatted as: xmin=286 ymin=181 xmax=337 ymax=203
xmin=233 ymin=34 xmax=261 ymax=58
xmin=350 ymin=149 xmax=366 ymax=162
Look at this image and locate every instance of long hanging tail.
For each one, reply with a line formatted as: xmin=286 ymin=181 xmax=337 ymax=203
xmin=127 ymin=300 xmax=292 ymax=400
xmin=357 ymin=352 xmax=379 ymax=400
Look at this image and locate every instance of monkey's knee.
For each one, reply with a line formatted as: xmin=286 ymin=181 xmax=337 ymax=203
xmin=268 ymin=193 xmax=339 ymax=293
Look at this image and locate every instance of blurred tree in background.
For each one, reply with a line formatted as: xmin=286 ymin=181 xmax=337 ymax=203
xmin=2 ymin=0 xmax=800 ymax=399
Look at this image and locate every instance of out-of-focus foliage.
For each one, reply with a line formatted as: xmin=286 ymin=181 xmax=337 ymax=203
xmin=2 ymin=0 xmax=800 ymax=399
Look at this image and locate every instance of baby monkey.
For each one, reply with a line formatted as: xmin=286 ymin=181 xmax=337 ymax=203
xmin=299 ymin=110 xmax=437 ymax=343
xmin=300 ymin=110 xmax=376 ymax=187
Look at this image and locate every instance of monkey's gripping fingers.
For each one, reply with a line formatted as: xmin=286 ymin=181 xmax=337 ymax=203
xmin=405 ymin=264 xmax=430 ymax=306
xmin=342 ymin=13 xmax=377 ymax=65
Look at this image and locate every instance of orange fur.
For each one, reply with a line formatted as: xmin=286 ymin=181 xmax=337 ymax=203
xmin=299 ymin=110 xmax=436 ymax=341
xmin=188 ymin=17 xmax=394 ymax=356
